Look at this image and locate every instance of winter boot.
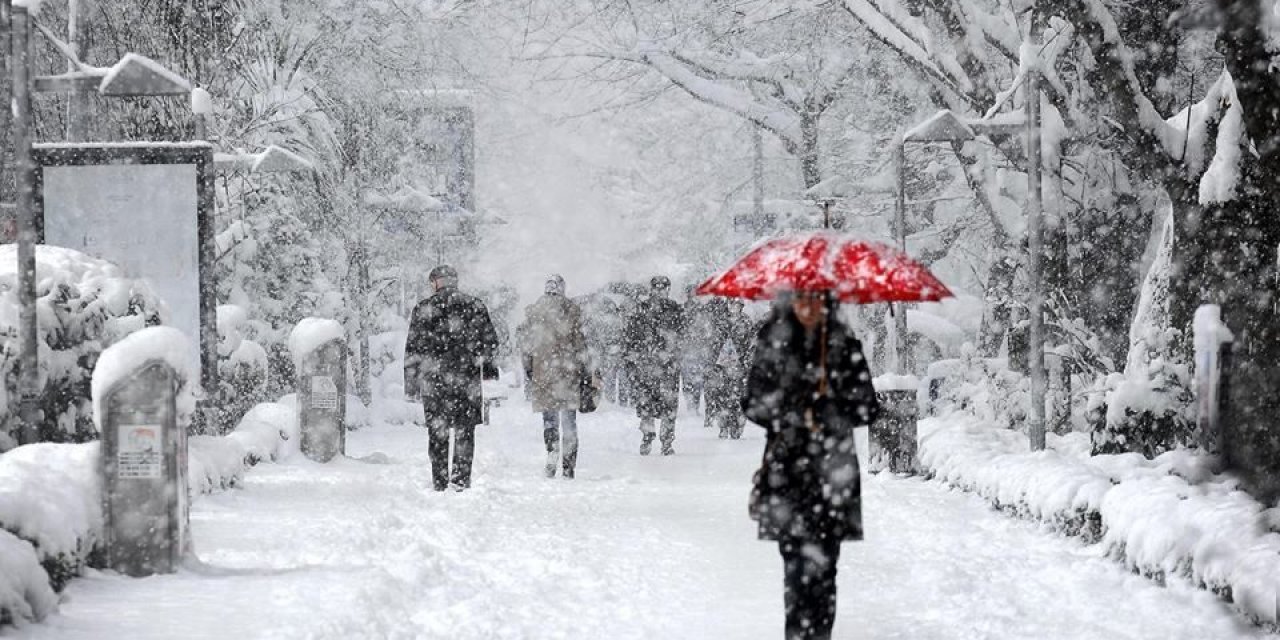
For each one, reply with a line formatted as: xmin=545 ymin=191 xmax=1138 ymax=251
xmin=640 ymin=433 xmax=655 ymax=456
xmin=661 ymin=440 xmax=675 ymax=456
xmin=545 ymin=449 xmax=559 ymax=478
xmin=719 ymin=425 xmax=729 ymax=439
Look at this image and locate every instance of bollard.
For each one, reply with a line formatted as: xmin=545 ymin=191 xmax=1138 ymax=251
xmin=1194 ymin=305 xmax=1234 ymax=455
xmin=868 ymin=389 xmax=919 ymax=474
xmin=99 ymin=359 xmax=188 ymax=576
xmin=290 ymin=319 xmax=347 ymax=462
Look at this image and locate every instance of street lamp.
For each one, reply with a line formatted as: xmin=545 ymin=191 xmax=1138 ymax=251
xmin=8 ymin=4 xmax=192 ymax=444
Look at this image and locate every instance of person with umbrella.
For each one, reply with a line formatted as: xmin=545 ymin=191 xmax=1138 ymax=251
xmin=698 ymin=232 xmax=951 ymax=639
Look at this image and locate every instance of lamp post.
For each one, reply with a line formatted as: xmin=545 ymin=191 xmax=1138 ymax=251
xmin=8 ymin=5 xmax=191 ymax=444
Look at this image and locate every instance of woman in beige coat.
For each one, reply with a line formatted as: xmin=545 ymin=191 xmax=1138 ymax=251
xmin=521 ymin=275 xmax=589 ymax=478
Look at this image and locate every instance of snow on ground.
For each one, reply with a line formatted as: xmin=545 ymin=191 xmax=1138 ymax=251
xmin=6 ymin=398 xmax=1275 ymax=639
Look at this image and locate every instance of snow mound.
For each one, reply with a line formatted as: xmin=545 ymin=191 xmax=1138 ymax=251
xmin=0 ymin=529 xmax=57 ymax=626
xmin=920 ymin=413 xmax=1280 ymax=626
xmin=91 ymin=326 xmax=197 ymax=434
xmin=288 ymin=318 xmax=345 ymax=367
xmin=189 ymin=401 xmax=299 ymax=494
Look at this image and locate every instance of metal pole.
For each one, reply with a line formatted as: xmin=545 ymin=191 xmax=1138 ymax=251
xmin=752 ymin=125 xmax=764 ymax=225
xmin=65 ymin=0 xmax=88 ymax=141
xmin=12 ymin=6 xmax=41 ymax=444
xmin=892 ymin=136 xmax=909 ymax=373
xmin=1026 ymin=25 xmax=1047 ymax=452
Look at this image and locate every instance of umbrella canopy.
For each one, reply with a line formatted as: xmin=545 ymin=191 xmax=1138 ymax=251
xmin=695 ymin=232 xmax=952 ymax=303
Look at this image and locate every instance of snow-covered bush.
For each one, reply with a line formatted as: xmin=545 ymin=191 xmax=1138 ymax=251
xmin=923 ymin=346 xmax=1028 ymax=430
xmin=213 ymin=305 xmax=270 ymax=431
xmin=0 ymin=246 xmax=163 ymax=449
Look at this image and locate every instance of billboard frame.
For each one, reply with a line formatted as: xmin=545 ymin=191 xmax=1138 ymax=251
xmin=31 ymin=142 xmax=218 ymax=405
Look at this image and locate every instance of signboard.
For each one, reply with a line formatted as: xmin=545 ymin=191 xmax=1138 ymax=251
xmin=311 ymin=376 xmax=339 ymax=410
xmin=117 ymin=423 xmax=163 ymax=479
xmin=34 ymin=143 xmax=217 ymax=394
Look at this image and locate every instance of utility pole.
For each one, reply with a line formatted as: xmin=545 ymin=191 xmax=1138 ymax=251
xmin=1026 ymin=13 xmax=1047 ymax=452
xmin=12 ymin=5 xmax=40 ymax=444
xmin=752 ymin=125 xmax=764 ymax=227
xmin=892 ymin=135 xmax=909 ymax=374
xmin=65 ymin=0 xmax=88 ymax=141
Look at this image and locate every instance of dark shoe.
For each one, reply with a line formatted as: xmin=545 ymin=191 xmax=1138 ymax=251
xmin=661 ymin=443 xmax=675 ymax=456
xmin=562 ymin=467 xmax=575 ymax=479
xmin=718 ymin=426 xmax=729 ymax=439
xmin=640 ymin=433 xmax=655 ymax=456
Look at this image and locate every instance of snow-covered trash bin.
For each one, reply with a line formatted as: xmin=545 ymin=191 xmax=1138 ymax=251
xmin=91 ymin=326 xmax=195 ymax=577
xmin=1193 ymin=305 xmax=1233 ymax=454
xmin=289 ymin=319 xmax=346 ymax=462
xmin=869 ymin=374 xmax=920 ymax=474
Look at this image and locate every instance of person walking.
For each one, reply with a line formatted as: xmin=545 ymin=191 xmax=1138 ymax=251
xmin=404 ymin=265 xmax=500 ymax=492
xmin=742 ymin=290 xmax=879 ymax=640
xmin=622 ymin=275 xmax=684 ymax=455
xmin=522 ymin=274 xmax=590 ymax=479
xmin=705 ymin=299 xmax=753 ymax=439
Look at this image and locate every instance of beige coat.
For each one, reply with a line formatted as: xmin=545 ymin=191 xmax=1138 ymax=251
xmin=522 ymin=294 xmax=588 ymax=412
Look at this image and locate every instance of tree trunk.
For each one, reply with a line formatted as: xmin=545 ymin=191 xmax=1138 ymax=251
xmin=798 ymin=112 xmax=821 ymax=189
xmin=978 ymin=254 xmax=1018 ymax=357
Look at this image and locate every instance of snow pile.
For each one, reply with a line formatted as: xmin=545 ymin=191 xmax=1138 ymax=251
xmin=0 ymin=530 xmax=56 ymax=627
xmin=189 ymin=401 xmax=299 ymax=494
xmin=0 ymin=245 xmax=164 ymax=447
xmin=922 ymin=349 xmax=1028 ymax=429
xmin=920 ymin=414 xmax=1280 ymax=626
xmin=288 ymin=318 xmax=345 ymax=368
xmin=90 ymin=326 xmax=197 ymax=435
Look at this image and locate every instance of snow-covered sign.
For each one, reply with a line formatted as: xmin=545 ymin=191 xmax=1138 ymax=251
xmin=35 ymin=143 xmax=217 ymax=392
xmin=310 ymin=376 xmax=339 ymax=410
xmin=117 ymin=424 xmax=163 ymax=479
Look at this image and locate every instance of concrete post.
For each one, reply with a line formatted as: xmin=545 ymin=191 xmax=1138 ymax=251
xmin=296 ymin=338 xmax=347 ymax=462
xmin=99 ymin=360 xmax=188 ymax=576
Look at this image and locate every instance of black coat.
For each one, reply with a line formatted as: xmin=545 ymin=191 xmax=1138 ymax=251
xmin=405 ymin=287 xmax=499 ymax=427
xmin=742 ymin=308 xmax=879 ymax=542
xmin=622 ymin=295 xmax=684 ymax=418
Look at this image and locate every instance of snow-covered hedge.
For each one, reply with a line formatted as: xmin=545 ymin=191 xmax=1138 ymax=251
xmin=923 ymin=350 xmax=1028 ymax=429
xmin=0 ymin=401 xmax=297 ymax=625
xmin=920 ymin=414 xmax=1280 ymax=627
xmin=0 ymin=245 xmax=164 ymax=448
xmin=213 ymin=304 xmax=270 ymax=431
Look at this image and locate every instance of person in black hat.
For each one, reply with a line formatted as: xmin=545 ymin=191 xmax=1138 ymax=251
xmin=404 ymin=264 xmax=500 ymax=491
xmin=622 ymin=275 xmax=685 ymax=455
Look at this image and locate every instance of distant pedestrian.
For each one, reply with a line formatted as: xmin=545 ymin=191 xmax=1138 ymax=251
xmin=706 ymin=299 xmax=753 ymax=439
xmin=404 ymin=265 xmax=499 ymax=492
xmin=742 ymin=290 xmax=878 ymax=640
xmin=522 ymin=275 xmax=590 ymax=479
xmin=622 ymin=275 xmax=684 ymax=455
xmin=681 ymin=286 xmax=717 ymax=414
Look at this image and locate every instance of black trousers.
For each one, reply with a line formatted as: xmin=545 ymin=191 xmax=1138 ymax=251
xmin=779 ymin=538 xmax=841 ymax=640
xmin=427 ymin=422 xmax=475 ymax=491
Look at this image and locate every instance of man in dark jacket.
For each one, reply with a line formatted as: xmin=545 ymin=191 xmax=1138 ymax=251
xmin=742 ymin=290 xmax=878 ymax=640
xmin=622 ymin=275 xmax=684 ymax=455
xmin=404 ymin=265 xmax=499 ymax=491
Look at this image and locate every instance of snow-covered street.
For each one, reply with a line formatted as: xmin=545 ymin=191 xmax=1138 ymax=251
xmin=8 ymin=401 xmax=1270 ymax=640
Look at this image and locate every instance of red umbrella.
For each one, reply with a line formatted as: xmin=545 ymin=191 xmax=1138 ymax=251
xmin=695 ymin=232 xmax=952 ymax=303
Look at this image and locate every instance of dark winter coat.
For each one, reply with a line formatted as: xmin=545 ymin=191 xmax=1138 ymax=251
xmin=622 ymin=295 xmax=684 ymax=418
xmin=742 ymin=307 xmax=879 ymax=542
xmin=521 ymin=293 xmax=588 ymax=412
xmin=405 ymin=287 xmax=499 ymax=428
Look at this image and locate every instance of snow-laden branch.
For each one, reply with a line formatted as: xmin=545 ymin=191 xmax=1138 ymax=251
xmin=840 ymin=0 xmax=973 ymax=105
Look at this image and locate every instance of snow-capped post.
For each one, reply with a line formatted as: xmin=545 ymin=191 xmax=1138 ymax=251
xmin=290 ymin=318 xmax=347 ymax=462
xmin=869 ymin=375 xmax=920 ymax=474
xmin=1193 ymin=305 xmax=1234 ymax=454
xmin=191 ymin=86 xmax=212 ymax=141
xmin=1024 ymin=14 xmax=1047 ymax=452
xmin=93 ymin=327 xmax=195 ymax=577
